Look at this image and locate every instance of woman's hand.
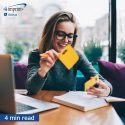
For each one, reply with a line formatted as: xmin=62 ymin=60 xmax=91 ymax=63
xmin=87 ymin=80 xmax=111 ymax=97
xmin=38 ymin=49 xmax=59 ymax=77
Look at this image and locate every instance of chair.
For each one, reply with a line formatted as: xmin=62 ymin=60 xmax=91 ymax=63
xmin=98 ymin=60 xmax=125 ymax=116
xmin=14 ymin=63 xmax=27 ymax=89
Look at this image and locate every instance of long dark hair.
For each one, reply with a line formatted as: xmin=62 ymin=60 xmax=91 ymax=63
xmin=39 ymin=11 xmax=78 ymax=53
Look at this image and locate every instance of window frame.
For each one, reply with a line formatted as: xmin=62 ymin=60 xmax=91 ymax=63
xmin=109 ymin=0 xmax=116 ymax=62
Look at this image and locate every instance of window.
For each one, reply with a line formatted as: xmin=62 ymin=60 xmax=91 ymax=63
xmin=117 ymin=0 xmax=125 ymax=64
xmin=65 ymin=0 xmax=110 ymax=63
xmin=0 ymin=0 xmax=110 ymax=64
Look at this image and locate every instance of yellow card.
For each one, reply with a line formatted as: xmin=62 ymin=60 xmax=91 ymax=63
xmin=84 ymin=75 xmax=99 ymax=91
xmin=59 ymin=44 xmax=79 ymax=70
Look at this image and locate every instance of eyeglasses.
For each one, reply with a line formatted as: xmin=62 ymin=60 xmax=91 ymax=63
xmin=55 ymin=30 xmax=78 ymax=42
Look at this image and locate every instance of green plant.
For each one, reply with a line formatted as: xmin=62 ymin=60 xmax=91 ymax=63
xmin=5 ymin=41 xmax=24 ymax=62
xmin=118 ymin=41 xmax=125 ymax=63
xmin=83 ymin=41 xmax=103 ymax=64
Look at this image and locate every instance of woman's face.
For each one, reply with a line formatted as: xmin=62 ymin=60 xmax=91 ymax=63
xmin=53 ymin=21 xmax=75 ymax=52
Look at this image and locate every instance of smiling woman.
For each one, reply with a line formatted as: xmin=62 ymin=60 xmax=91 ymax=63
xmin=26 ymin=11 xmax=112 ymax=98
xmin=53 ymin=22 xmax=76 ymax=52
xmin=38 ymin=11 xmax=78 ymax=53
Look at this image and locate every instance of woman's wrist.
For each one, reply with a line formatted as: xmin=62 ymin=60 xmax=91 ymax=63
xmin=38 ymin=68 xmax=47 ymax=78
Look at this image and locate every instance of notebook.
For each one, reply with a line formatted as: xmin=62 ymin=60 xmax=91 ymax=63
xmin=52 ymin=91 xmax=125 ymax=112
xmin=0 ymin=54 xmax=59 ymax=114
xmin=59 ymin=44 xmax=79 ymax=70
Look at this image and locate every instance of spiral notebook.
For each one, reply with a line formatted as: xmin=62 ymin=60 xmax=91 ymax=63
xmin=53 ymin=91 xmax=125 ymax=112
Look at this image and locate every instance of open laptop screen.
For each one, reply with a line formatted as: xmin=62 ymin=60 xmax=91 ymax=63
xmin=0 ymin=54 xmax=16 ymax=113
xmin=0 ymin=54 xmax=59 ymax=114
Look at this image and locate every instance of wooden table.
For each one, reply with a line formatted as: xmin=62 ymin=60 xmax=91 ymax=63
xmin=0 ymin=91 xmax=124 ymax=125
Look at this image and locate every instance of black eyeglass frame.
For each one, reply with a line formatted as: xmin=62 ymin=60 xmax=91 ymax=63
xmin=55 ymin=30 xmax=78 ymax=42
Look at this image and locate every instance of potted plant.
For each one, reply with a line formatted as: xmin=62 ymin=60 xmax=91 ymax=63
xmin=118 ymin=41 xmax=125 ymax=63
xmin=5 ymin=41 xmax=24 ymax=62
xmin=83 ymin=41 xmax=103 ymax=65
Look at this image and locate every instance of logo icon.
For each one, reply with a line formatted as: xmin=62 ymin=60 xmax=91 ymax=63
xmin=3 ymin=3 xmax=27 ymax=16
xmin=4 ymin=13 xmax=7 ymax=16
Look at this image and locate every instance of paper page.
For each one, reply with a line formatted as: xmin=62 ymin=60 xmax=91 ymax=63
xmin=53 ymin=91 xmax=108 ymax=111
xmin=15 ymin=89 xmax=28 ymax=95
xmin=102 ymin=96 xmax=125 ymax=102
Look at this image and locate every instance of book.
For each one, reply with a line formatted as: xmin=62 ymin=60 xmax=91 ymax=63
xmin=52 ymin=91 xmax=125 ymax=112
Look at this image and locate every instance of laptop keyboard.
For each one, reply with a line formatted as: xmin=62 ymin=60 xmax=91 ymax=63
xmin=16 ymin=102 xmax=37 ymax=113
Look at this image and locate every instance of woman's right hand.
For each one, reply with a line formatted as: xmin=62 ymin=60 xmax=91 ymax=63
xmin=38 ymin=49 xmax=59 ymax=77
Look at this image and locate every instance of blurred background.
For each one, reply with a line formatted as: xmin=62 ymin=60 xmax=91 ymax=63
xmin=0 ymin=0 xmax=125 ymax=65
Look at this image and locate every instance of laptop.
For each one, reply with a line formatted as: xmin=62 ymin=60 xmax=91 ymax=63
xmin=0 ymin=54 xmax=59 ymax=114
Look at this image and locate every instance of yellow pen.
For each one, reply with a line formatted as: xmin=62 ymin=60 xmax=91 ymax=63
xmin=40 ymin=53 xmax=49 ymax=59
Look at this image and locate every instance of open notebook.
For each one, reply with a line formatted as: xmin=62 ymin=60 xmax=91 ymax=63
xmin=53 ymin=91 xmax=125 ymax=112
